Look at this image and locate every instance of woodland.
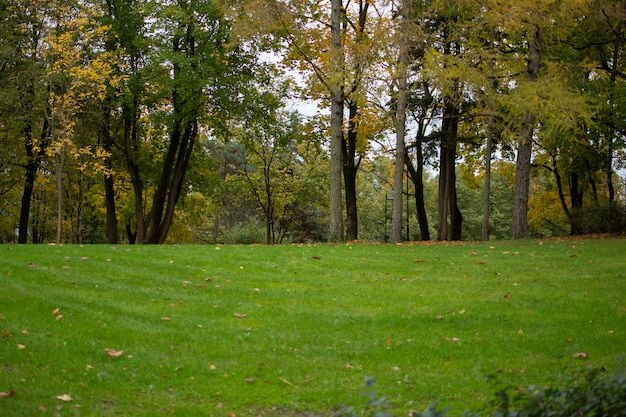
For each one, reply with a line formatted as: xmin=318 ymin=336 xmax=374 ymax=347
xmin=1 ymin=0 xmax=625 ymax=245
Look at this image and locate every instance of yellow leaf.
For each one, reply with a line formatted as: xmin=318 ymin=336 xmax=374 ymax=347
xmin=56 ymin=394 xmax=72 ymax=402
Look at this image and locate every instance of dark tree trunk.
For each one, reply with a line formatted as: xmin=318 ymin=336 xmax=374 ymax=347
xmin=100 ymin=98 xmax=119 ymax=244
xmin=19 ymin=117 xmax=49 ymax=244
xmin=343 ymin=101 xmax=360 ymax=241
xmin=405 ymin=146 xmax=430 ymax=241
xmin=483 ymin=36 xmax=496 ymax=241
xmin=511 ymin=24 xmax=541 ymax=239
xmin=569 ymin=171 xmax=584 ymax=235
xmin=122 ymin=98 xmax=146 ymax=243
xmin=438 ymin=98 xmax=462 ymax=241
xmin=145 ymin=27 xmax=199 ymax=244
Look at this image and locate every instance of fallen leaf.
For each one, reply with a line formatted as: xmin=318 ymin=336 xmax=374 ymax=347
xmin=16 ymin=344 xmax=25 ymax=350
xmin=0 ymin=390 xmax=15 ymax=399
xmin=38 ymin=404 xmax=46 ymax=411
xmin=312 ymin=256 xmax=321 ymax=260
xmin=161 ymin=317 xmax=171 ymax=321
xmin=104 ymin=348 xmax=124 ymax=358
xmin=204 ymin=277 xmax=212 ymax=281
xmin=56 ymin=394 xmax=72 ymax=402
xmin=80 ymin=257 xmax=89 ymax=261
xmin=574 ymin=352 xmax=589 ymax=358
xmin=459 ymin=309 xmax=466 ymax=315
xmin=245 ymin=377 xmax=254 ymax=383
xmin=233 ymin=313 xmax=247 ymax=318
xmin=55 ymin=315 xmax=64 ymax=321
xmin=52 ymin=308 xmax=60 ymax=316
xmin=182 ymin=281 xmax=191 ymax=287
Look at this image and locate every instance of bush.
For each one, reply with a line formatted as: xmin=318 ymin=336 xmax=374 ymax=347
xmin=572 ymin=204 xmax=625 ymax=235
xmin=487 ymin=369 xmax=626 ymax=417
xmin=344 ymin=370 xmax=626 ymax=417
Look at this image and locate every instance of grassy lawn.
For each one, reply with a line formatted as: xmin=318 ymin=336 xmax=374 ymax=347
xmin=1 ymin=239 xmax=625 ymax=416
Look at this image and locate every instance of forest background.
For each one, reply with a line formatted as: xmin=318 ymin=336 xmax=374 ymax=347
xmin=1 ymin=0 xmax=625 ymax=245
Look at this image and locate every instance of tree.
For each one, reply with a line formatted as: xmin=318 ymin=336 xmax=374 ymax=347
xmin=105 ymin=0 xmax=257 ymax=244
xmin=510 ymin=23 xmax=540 ymax=239
xmin=0 ymin=0 xmax=54 ymax=243
xmin=390 ymin=0 xmax=410 ymax=243
xmin=422 ymin=1 xmax=471 ymax=241
xmin=329 ymin=0 xmax=345 ymax=242
xmin=508 ymin=0 xmax=590 ymax=238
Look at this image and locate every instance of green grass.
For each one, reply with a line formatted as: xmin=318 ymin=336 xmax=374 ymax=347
xmin=1 ymin=239 xmax=625 ymax=416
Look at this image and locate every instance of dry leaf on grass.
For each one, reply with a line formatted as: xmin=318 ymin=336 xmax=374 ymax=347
xmin=56 ymin=394 xmax=72 ymax=402
xmin=233 ymin=313 xmax=247 ymax=318
xmin=0 ymin=390 xmax=15 ymax=399
xmin=104 ymin=348 xmax=124 ymax=358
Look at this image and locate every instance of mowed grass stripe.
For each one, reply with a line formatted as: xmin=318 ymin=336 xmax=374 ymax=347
xmin=0 ymin=239 xmax=624 ymax=416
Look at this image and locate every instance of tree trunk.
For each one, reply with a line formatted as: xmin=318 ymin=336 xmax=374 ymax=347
xmin=437 ymin=142 xmax=449 ymax=241
xmin=511 ymin=24 xmax=541 ymax=239
xmin=482 ymin=31 xmax=496 ymax=241
xmin=390 ymin=0 xmax=410 ymax=244
xmin=77 ymin=157 xmax=84 ymax=244
xmin=329 ymin=0 xmax=345 ymax=243
xmin=18 ymin=104 xmax=49 ymax=244
xmin=122 ymin=98 xmax=146 ymax=243
xmin=511 ymin=132 xmax=533 ymax=238
xmin=438 ymin=98 xmax=461 ymax=241
xmin=482 ymin=124 xmax=493 ymax=241
xmin=552 ymin=154 xmax=571 ymax=221
xmin=405 ymin=147 xmax=430 ymax=241
xmin=343 ymin=101 xmax=359 ymax=241
xmin=19 ymin=157 xmax=37 ymax=244
xmin=101 ymin=95 xmax=119 ymax=244
xmin=55 ymin=146 xmax=65 ymax=245
xmin=155 ymin=122 xmax=197 ymax=244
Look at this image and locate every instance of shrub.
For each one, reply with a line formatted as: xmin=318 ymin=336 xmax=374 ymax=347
xmin=487 ymin=369 xmax=626 ymax=417
xmin=345 ymin=370 xmax=626 ymax=417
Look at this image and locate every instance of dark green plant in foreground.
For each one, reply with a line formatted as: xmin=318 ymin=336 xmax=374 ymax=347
xmin=335 ymin=376 xmax=394 ymax=417
xmin=347 ymin=370 xmax=626 ymax=417
xmin=488 ymin=369 xmax=626 ymax=417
